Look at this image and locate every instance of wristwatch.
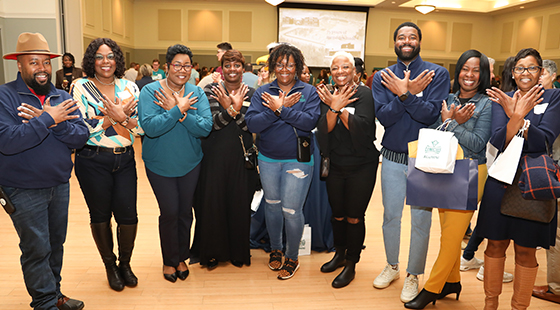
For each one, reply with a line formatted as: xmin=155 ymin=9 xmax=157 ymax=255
xmin=274 ymin=105 xmax=283 ymax=117
xmin=329 ymin=107 xmax=342 ymax=115
xmin=399 ymin=91 xmax=410 ymax=102
xmin=120 ymin=116 xmax=130 ymax=127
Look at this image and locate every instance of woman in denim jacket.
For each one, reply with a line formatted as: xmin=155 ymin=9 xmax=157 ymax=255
xmin=405 ymin=50 xmax=492 ymax=309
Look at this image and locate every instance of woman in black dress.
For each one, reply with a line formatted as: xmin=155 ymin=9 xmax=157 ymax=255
xmin=192 ymin=50 xmax=258 ymax=269
xmin=478 ymin=48 xmax=560 ymax=309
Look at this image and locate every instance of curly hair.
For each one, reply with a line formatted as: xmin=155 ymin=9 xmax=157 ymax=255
xmin=267 ymin=43 xmax=305 ymax=78
xmin=221 ymin=50 xmax=245 ymax=67
xmin=82 ymin=38 xmax=126 ymax=78
xmin=165 ymin=44 xmax=193 ymax=66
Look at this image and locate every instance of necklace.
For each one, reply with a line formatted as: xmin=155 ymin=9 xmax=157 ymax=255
xmin=94 ymin=74 xmax=115 ymax=86
xmin=165 ymin=78 xmax=185 ymax=96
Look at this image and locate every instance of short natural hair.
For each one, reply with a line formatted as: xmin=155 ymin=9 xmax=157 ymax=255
xmin=82 ymin=38 xmax=126 ymax=78
xmin=268 ymin=43 xmax=305 ymax=78
xmin=221 ymin=49 xmax=245 ymax=67
xmin=330 ymin=51 xmax=355 ymax=67
xmin=393 ymin=22 xmax=422 ymax=41
xmin=138 ymin=63 xmax=153 ymax=77
xmin=152 ymin=59 xmax=160 ymax=64
xmin=165 ymin=44 xmax=193 ymax=65
xmin=542 ymin=59 xmax=557 ymax=76
xmin=217 ymin=42 xmax=233 ymax=51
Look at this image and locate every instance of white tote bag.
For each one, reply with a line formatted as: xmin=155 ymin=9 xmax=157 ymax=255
xmin=487 ymin=131 xmax=525 ymax=185
xmin=415 ymin=128 xmax=459 ymax=174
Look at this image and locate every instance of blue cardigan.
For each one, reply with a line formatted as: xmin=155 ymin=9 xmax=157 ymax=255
xmin=245 ymin=79 xmax=320 ymax=160
xmin=373 ymin=56 xmax=450 ymax=155
xmin=138 ymin=81 xmax=212 ymax=177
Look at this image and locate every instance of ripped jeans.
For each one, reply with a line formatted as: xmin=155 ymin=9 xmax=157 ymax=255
xmin=258 ymin=158 xmax=313 ymax=261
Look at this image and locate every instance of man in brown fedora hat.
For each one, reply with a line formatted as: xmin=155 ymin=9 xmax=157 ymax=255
xmin=0 ymin=32 xmax=89 ymax=310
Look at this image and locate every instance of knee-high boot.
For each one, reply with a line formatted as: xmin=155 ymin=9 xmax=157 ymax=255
xmin=511 ymin=264 xmax=538 ymax=310
xmin=91 ymin=222 xmax=125 ymax=291
xmin=117 ymin=224 xmax=138 ymax=287
xmin=483 ymin=254 xmax=505 ymax=310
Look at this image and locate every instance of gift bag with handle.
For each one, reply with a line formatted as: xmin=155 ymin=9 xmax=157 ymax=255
xmin=415 ymin=126 xmax=458 ymax=174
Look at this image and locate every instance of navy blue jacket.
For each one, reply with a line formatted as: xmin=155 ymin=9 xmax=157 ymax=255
xmin=246 ymin=79 xmax=320 ymax=160
xmin=373 ymin=56 xmax=450 ymax=154
xmin=0 ymin=73 xmax=89 ymax=188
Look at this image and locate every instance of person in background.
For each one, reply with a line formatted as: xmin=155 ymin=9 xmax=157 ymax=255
xmin=55 ymin=52 xmax=83 ymax=92
xmin=188 ymin=62 xmax=199 ymax=85
xmin=243 ymin=63 xmax=258 ymax=87
xmin=499 ymin=57 xmax=516 ymax=92
xmin=366 ymin=68 xmax=379 ymax=89
xmin=214 ymin=42 xmax=232 ymax=78
xmin=123 ymin=62 xmax=139 ymax=82
xmin=372 ymin=21 xmax=450 ymax=303
xmin=200 ymin=66 xmax=209 ymax=80
xmin=316 ymin=51 xmax=379 ymax=288
xmin=254 ymin=65 xmax=271 ymax=89
xmin=151 ymin=59 xmax=166 ymax=80
xmin=531 ymin=59 xmax=560 ymax=306
xmin=553 ymin=75 xmax=560 ymax=88
xmin=136 ymin=63 xmax=155 ymax=91
xmin=72 ymin=37 xmax=143 ymax=292
xmin=139 ymin=44 xmax=212 ymax=283
xmin=300 ymin=64 xmax=311 ymax=84
xmin=0 ymin=32 xmax=88 ymax=310
xmin=316 ymin=69 xmax=329 ymax=86
xmin=245 ymin=43 xmax=320 ymax=280
xmin=353 ymin=57 xmax=366 ymax=86
xmin=404 ymin=50 xmax=493 ymax=309
xmin=479 ymin=47 xmax=560 ymax=310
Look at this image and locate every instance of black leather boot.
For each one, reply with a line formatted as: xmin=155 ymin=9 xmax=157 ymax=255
xmin=117 ymin=224 xmax=138 ymax=287
xmin=320 ymin=247 xmax=346 ymax=273
xmin=437 ymin=282 xmax=461 ymax=300
xmin=404 ymin=289 xmax=438 ymax=309
xmin=332 ymin=261 xmax=356 ymax=288
xmin=91 ymin=222 xmax=125 ymax=291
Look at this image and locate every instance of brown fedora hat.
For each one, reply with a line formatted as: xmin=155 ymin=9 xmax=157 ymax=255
xmin=3 ymin=32 xmax=61 ymax=60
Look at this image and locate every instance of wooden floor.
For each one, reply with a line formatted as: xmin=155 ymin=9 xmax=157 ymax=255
xmin=0 ymin=140 xmax=556 ymax=310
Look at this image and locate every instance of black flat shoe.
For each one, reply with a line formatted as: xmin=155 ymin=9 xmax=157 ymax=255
xmin=332 ymin=262 xmax=355 ymax=288
xmin=404 ymin=289 xmax=438 ymax=309
xmin=207 ymin=258 xmax=218 ymax=270
xmin=437 ymin=282 xmax=462 ymax=300
xmin=231 ymin=260 xmax=244 ymax=268
xmin=176 ymin=269 xmax=189 ymax=281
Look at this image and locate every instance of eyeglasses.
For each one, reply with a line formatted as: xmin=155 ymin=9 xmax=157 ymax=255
xmin=172 ymin=63 xmax=193 ymax=71
xmin=276 ymin=63 xmax=296 ymax=71
xmin=513 ymin=66 xmax=541 ymax=74
xmin=94 ymin=53 xmax=115 ymax=61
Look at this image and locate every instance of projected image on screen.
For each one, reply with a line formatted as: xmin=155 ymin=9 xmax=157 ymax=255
xmin=279 ymin=7 xmax=367 ymax=67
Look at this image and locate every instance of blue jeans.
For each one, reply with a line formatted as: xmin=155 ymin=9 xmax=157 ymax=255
xmin=381 ymin=157 xmax=432 ymax=275
xmin=259 ymin=159 xmax=313 ymax=261
xmin=5 ymin=183 xmax=70 ymax=310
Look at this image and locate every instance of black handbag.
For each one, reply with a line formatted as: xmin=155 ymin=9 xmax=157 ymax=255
xmin=239 ymin=135 xmax=258 ymax=170
xmin=501 ymin=168 xmax=556 ymax=223
xmin=293 ymin=127 xmax=311 ymax=162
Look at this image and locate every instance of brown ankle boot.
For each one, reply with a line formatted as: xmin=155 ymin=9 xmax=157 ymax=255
xmin=483 ymin=254 xmax=506 ymax=310
xmin=511 ymin=264 xmax=538 ymax=310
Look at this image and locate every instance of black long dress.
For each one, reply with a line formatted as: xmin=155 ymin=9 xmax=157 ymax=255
xmin=191 ymin=83 xmax=258 ymax=266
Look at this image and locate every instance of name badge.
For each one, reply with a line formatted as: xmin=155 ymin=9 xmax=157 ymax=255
xmin=242 ymin=100 xmax=251 ymax=107
xmin=534 ymin=103 xmax=548 ymax=115
xmin=343 ymin=107 xmax=355 ymax=114
xmin=416 ymin=91 xmax=423 ymax=98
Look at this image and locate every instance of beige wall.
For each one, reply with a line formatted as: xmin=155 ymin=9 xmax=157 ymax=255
xmin=77 ymin=0 xmax=560 ymax=75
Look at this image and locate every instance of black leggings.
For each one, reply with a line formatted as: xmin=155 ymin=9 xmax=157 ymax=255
xmin=326 ymin=161 xmax=378 ymax=263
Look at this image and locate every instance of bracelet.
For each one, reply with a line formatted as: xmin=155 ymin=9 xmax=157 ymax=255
xmin=107 ymin=116 xmax=117 ymax=126
xmin=329 ymin=107 xmax=342 ymax=115
xmin=228 ymin=105 xmax=239 ymax=117
xmin=120 ymin=115 xmax=130 ymax=127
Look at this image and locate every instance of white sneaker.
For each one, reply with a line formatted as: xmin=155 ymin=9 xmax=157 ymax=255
xmin=476 ymin=266 xmax=514 ymax=283
xmin=373 ymin=264 xmax=400 ymax=289
xmin=460 ymin=256 xmax=484 ymax=271
xmin=400 ymin=274 xmax=419 ymax=303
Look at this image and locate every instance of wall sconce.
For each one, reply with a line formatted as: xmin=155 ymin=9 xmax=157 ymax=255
xmin=415 ymin=4 xmax=436 ymax=14
xmin=265 ymin=0 xmax=285 ymax=6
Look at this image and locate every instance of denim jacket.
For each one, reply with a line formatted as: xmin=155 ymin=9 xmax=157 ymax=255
xmin=433 ymin=92 xmax=492 ymax=164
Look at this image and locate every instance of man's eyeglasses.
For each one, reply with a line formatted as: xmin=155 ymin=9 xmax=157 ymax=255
xmin=513 ymin=66 xmax=541 ymax=74
xmin=172 ymin=63 xmax=192 ymax=71
xmin=276 ymin=63 xmax=296 ymax=71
